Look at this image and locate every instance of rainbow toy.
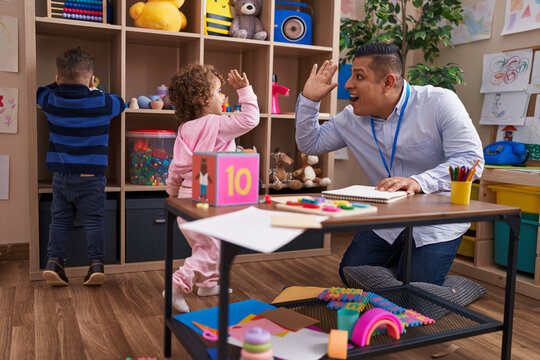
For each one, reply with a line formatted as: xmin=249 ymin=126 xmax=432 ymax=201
xmin=351 ymin=308 xmax=403 ymax=347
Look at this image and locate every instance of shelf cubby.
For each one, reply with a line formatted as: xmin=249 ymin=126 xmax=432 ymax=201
xmin=29 ymin=0 xmax=340 ymax=279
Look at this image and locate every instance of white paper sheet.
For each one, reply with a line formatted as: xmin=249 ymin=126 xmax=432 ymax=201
xmin=451 ymin=0 xmax=494 ymax=45
xmin=480 ymin=91 xmax=528 ymax=125
xmin=481 ymin=50 xmax=533 ymax=93
xmin=0 ymin=15 xmax=18 ymax=72
xmin=496 ymin=117 xmax=540 ymax=145
xmin=530 ymin=51 xmax=540 ymax=94
xmin=0 ymin=155 xmax=8 ymax=200
xmin=179 ymin=207 xmax=327 ymax=253
xmin=0 ymin=87 xmax=18 ymax=133
xmin=228 ymin=327 xmax=329 ymax=360
xmin=501 ymin=0 xmax=540 ymax=36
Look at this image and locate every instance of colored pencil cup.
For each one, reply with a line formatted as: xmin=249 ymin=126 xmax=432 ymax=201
xmin=451 ymin=181 xmax=472 ymax=205
xmin=337 ymin=308 xmax=360 ymax=339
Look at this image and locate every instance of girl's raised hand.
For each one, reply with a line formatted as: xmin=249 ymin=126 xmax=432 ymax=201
xmin=227 ymin=69 xmax=249 ymax=89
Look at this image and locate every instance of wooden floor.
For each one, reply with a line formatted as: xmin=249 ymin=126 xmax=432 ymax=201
xmin=1 ymin=234 xmax=540 ymax=360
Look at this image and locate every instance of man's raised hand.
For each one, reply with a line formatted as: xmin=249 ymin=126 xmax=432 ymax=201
xmin=302 ymin=60 xmax=339 ymax=102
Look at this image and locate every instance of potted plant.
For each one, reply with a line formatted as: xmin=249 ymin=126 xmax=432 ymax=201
xmin=340 ymin=0 xmax=465 ymax=92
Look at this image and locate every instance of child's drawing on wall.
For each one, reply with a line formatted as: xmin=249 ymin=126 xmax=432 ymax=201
xmin=0 ymin=87 xmax=18 ymax=134
xmin=481 ymin=50 xmax=532 ymax=93
xmin=491 ymin=93 xmax=506 ymax=118
xmin=0 ymin=15 xmax=18 ymax=72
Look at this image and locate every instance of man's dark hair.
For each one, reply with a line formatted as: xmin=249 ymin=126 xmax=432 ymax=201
xmin=56 ymin=47 xmax=94 ymax=83
xmin=354 ymin=43 xmax=404 ymax=87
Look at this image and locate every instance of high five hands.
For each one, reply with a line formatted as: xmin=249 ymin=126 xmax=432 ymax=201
xmin=302 ymin=60 xmax=339 ymax=102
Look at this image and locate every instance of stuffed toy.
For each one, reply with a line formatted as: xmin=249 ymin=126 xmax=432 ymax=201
xmin=230 ymin=0 xmax=267 ymax=40
xmin=269 ymin=150 xmax=302 ymax=190
xmin=129 ymin=0 xmax=187 ymax=32
xmin=292 ymin=153 xmax=332 ymax=188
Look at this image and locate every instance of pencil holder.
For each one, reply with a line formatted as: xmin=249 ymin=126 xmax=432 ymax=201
xmin=337 ymin=308 xmax=359 ymax=339
xmin=451 ymin=181 xmax=472 ymax=205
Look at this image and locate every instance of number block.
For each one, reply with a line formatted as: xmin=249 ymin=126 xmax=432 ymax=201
xmin=192 ymin=152 xmax=260 ymax=206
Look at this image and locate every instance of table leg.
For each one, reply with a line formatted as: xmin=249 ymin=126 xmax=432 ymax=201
xmin=501 ymin=213 xmax=520 ymax=360
xmin=164 ymin=211 xmax=175 ymax=358
xmin=402 ymin=226 xmax=413 ymax=285
xmin=218 ymin=242 xmax=241 ymax=360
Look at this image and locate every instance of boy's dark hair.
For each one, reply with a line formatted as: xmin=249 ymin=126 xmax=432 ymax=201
xmin=56 ymin=47 xmax=94 ymax=83
xmin=168 ymin=63 xmax=225 ymax=124
xmin=355 ymin=43 xmax=404 ymax=87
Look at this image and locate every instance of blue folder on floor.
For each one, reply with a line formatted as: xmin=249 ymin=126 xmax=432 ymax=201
xmin=173 ymin=299 xmax=276 ymax=335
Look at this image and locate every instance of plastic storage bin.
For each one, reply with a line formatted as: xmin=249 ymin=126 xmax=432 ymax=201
xmin=457 ymin=183 xmax=479 ymax=257
xmin=469 ymin=183 xmax=479 ymax=231
xmin=494 ymin=212 xmax=539 ymax=274
xmin=458 ymin=235 xmax=476 ymax=258
xmin=487 ymin=185 xmax=540 ymax=213
xmin=39 ymin=194 xmax=118 ymax=268
xmin=127 ymin=129 xmax=176 ymax=186
xmin=125 ymin=193 xmax=192 ymax=262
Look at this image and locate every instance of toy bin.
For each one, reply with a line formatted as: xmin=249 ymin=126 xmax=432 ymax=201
xmin=458 ymin=235 xmax=476 ymax=258
xmin=127 ymin=129 xmax=176 ymax=186
xmin=494 ymin=212 xmax=539 ymax=274
xmin=469 ymin=183 xmax=479 ymax=231
xmin=487 ymin=185 xmax=540 ymax=214
xmin=125 ymin=193 xmax=191 ymax=262
xmin=39 ymin=194 xmax=118 ymax=268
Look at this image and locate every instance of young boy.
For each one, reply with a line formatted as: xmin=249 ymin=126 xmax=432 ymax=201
xmin=37 ymin=47 xmax=125 ymax=286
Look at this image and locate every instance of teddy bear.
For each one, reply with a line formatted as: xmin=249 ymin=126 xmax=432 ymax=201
xmin=129 ymin=0 xmax=187 ymax=32
xmin=269 ymin=150 xmax=302 ymax=191
xmin=230 ymin=0 xmax=267 ymax=40
xmin=292 ymin=153 xmax=332 ymax=188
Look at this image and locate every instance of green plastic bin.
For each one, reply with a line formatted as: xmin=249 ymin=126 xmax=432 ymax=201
xmin=494 ymin=212 xmax=539 ymax=274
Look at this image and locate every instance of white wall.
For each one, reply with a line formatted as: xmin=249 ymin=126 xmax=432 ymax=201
xmin=0 ymin=0 xmax=32 ymax=245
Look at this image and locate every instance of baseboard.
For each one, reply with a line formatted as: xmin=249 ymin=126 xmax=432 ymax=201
xmin=0 ymin=243 xmax=29 ymax=260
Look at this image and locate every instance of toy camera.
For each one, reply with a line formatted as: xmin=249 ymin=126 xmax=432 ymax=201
xmin=274 ymin=1 xmax=312 ymax=45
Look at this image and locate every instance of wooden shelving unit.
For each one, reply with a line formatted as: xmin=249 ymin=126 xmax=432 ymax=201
xmin=28 ymin=0 xmax=340 ymax=280
xmin=451 ymin=166 xmax=540 ymax=300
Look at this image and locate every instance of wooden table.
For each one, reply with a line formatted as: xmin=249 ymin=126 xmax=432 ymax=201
xmin=163 ymin=194 xmax=521 ymax=359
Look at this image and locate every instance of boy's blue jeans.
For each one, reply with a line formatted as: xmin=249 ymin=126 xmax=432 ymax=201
xmin=47 ymin=173 xmax=107 ymax=261
xmin=339 ymin=230 xmax=463 ymax=286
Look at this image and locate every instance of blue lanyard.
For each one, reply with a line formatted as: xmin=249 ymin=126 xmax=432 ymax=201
xmin=370 ymin=83 xmax=410 ymax=178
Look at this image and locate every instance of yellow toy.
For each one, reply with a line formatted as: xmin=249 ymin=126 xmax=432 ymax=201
xmin=204 ymin=0 xmax=233 ymax=36
xmin=129 ymin=0 xmax=187 ymax=32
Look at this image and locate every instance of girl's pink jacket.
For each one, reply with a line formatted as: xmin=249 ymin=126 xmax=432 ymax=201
xmin=166 ymin=86 xmax=260 ymax=197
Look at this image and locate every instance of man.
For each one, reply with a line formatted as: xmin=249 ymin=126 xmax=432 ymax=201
xmin=295 ymin=43 xmax=484 ymax=285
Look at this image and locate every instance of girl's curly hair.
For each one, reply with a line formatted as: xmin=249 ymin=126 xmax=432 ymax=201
xmin=168 ymin=63 xmax=224 ymax=124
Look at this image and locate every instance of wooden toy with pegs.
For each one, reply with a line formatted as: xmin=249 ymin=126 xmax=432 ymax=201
xmin=48 ymin=0 xmax=107 ymax=24
xmin=271 ymin=196 xmax=377 ymax=218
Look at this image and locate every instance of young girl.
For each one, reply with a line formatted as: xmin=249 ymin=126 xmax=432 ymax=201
xmin=165 ymin=63 xmax=260 ymax=312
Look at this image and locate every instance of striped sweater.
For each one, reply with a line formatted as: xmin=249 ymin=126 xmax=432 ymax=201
xmin=37 ymin=83 xmax=125 ymax=175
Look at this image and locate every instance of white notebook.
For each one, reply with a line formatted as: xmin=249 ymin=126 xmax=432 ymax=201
xmin=322 ymin=185 xmax=409 ymax=204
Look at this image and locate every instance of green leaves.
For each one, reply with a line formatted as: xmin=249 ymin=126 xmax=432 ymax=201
xmin=407 ymin=63 xmax=465 ymax=91
xmin=340 ymin=0 xmax=465 ymax=91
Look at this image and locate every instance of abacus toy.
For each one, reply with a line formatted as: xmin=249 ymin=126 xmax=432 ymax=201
xmin=48 ymin=0 xmax=107 ymax=24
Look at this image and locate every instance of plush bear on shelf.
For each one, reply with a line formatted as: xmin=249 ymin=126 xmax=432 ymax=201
xmin=129 ymin=0 xmax=187 ymax=32
xmin=269 ymin=150 xmax=302 ymax=191
xmin=230 ymin=0 xmax=267 ymax=40
xmin=292 ymin=153 xmax=332 ymax=188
